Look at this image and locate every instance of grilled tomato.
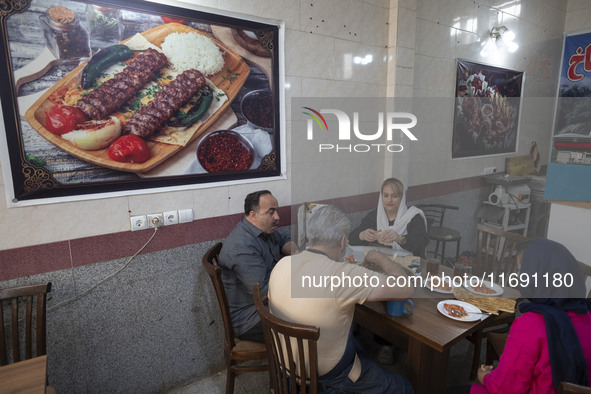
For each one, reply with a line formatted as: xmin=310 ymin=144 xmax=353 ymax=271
xmin=45 ymin=105 xmax=88 ymax=135
xmin=108 ymin=134 xmax=151 ymax=163
xmin=161 ymin=17 xmax=186 ymax=24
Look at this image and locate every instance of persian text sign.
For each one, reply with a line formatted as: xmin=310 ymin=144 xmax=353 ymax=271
xmin=554 ymin=31 xmax=591 ymax=135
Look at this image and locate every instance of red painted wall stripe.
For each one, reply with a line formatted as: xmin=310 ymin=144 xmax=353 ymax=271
xmin=0 ymin=176 xmax=487 ymax=281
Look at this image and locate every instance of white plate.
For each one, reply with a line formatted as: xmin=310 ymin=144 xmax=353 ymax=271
xmin=463 ymin=280 xmax=503 ymax=296
xmin=425 ymin=277 xmax=454 ymax=294
xmin=437 ymin=300 xmax=482 ymax=322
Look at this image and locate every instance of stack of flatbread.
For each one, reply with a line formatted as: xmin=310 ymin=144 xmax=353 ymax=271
xmin=453 ymin=287 xmax=516 ymax=315
xmin=376 ymin=230 xmax=393 ymax=246
xmin=393 ymin=256 xmax=420 ymax=276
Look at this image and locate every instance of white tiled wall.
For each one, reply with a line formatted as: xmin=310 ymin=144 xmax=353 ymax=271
xmin=566 ymin=0 xmax=591 ymax=32
xmin=1 ymin=0 xmax=588 ymax=250
xmin=404 ymin=0 xmax=567 ymax=187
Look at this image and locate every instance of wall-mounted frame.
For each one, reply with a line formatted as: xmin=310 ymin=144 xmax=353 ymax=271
xmin=452 ymin=59 xmax=524 ymax=159
xmin=554 ymin=30 xmax=591 ymax=136
xmin=0 ymin=0 xmax=284 ymax=204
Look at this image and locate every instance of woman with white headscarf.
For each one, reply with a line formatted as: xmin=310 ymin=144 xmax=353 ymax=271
xmin=350 ymin=178 xmax=428 ymax=257
xmin=350 ymin=178 xmax=430 ymax=365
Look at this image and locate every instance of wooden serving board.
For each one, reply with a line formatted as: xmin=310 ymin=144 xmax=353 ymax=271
xmin=13 ymin=47 xmax=86 ymax=93
xmin=210 ymin=26 xmax=272 ymax=88
xmin=24 ymin=23 xmax=250 ymax=174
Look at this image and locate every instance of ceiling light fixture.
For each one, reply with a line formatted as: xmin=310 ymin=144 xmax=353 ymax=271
xmin=353 ymin=54 xmax=373 ymax=65
xmin=480 ymin=26 xmax=518 ymax=57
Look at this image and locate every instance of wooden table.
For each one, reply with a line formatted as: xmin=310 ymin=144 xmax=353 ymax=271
xmin=354 ymin=265 xmax=518 ymax=394
xmin=0 ymin=355 xmax=47 ymax=394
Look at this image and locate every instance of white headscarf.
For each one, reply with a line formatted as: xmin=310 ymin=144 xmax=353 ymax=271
xmin=376 ymin=190 xmax=427 ymax=251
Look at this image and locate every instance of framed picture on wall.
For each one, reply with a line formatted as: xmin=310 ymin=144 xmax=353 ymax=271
xmin=0 ymin=0 xmax=283 ymax=204
xmin=554 ymin=30 xmax=591 ymax=136
xmin=452 ymin=59 xmax=524 ymax=159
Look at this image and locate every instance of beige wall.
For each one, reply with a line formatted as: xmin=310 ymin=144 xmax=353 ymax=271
xmin=402 ymin=0 xmax=566 ymax=188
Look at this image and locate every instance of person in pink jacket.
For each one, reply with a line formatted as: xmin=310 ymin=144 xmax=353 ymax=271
xmin=471 ymin=238 xmax=591 ymax=394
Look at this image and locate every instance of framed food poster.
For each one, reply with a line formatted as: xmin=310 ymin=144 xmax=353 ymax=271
xmin=0 ymin=0 xmax=283 ymax=204
xmin=452 ymin=59 xmax=524 ymax=158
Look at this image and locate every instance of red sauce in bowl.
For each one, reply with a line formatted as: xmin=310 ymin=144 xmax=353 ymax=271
xmin=197 ymin=131 xmax=254 ymax=173
xmin=241 ymin=90 xmax=273 ymax=129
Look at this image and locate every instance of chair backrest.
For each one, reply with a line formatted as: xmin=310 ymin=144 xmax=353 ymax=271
xmin=558 ymin=382 xmax=591 ymax=394
xmin=253 ymin=284 xmax=320 ymax=394
xmin=296 ymin=203 xmax=327 ymax=250
xmin=201 ymin=242 xmax=238 ymax=354
xmin=577 ymin=261 xmax=591 ymax=299
xmin=475 ymin=224 xmax=531 ymax=277
xmin=415 ymin=203 xmax=458 ymax=229
xmin=0 ymin=282 xmax=52 ymax=366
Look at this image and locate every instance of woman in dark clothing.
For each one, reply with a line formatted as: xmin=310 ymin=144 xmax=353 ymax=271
xmin=350 ymin=178 xmax=429 ymax=258
xmin=349 ymin=178 xmax=430 ymax=364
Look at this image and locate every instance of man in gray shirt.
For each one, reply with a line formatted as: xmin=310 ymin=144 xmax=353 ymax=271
xmin=218 ymin=190 xmax=298 ymax=343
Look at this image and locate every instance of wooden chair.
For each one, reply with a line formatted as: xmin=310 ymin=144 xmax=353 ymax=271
xmin=559 ymin=382 xmax=591 ymax=393
xmin=202 ymin=242 xmax=268 ymax=394
xmin=0 ymin=282 xmax=56 ymax=393
xmin=253 ymin=283 xmax=320 ymax=394
xmin=577 ymin=261 xmax=591 ymax=299
xmin=415 ymin=203 xmax=461 ymax=264
xmin=0 ymin=282 xmax=52 ymax=366
xmin=473 ymin=223 xmax=532 ymax=277
xmin=468 ymin=224 xmax=531 ymax=379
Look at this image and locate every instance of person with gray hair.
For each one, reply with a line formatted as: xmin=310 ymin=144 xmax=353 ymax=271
xmin=268 ymin=204 xmax=415 ymax=393
xmin=305 ymin=205 xmax=351 ymax=251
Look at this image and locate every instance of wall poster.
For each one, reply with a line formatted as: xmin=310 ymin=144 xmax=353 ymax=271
xmin=554 ymin=31 xmax=591 ymax=136
xmin=0 ymin=0 xmax=283 ymax=203
xmin=452 ymin=59 xmax=524 ymax=158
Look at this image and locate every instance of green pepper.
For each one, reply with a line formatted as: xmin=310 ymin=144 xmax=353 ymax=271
xmin=25 ymin=153 xmax=47 ymax=167
xmin=81 ymin=44 xmax=135 ymax=89
xmin=169 ymin=86 xmax=214 ymax=127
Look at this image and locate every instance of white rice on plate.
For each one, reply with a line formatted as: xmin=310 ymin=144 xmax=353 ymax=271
xmin=162 ymin=32 xmax=225 ymax=76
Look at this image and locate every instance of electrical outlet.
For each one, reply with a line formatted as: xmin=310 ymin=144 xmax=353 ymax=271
xmin=163 ymin=210 xmax=179 ymax=226
xmin=178 ymin=208 xmax=194 ymax=223
xmin=484 ymin=167 xmax=497 ymax=175
xmin=147 ymin=213 xmax=164 ymax=228
xmin=130 ymin=215 xmax=148 ymax=231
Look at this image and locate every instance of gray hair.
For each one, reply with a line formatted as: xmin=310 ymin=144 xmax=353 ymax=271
xmin=307 ymin=205 xmax=351 ymax=246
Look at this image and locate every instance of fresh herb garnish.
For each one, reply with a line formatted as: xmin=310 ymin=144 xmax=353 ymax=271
xmin=222 ymin=67 xmax=240 ymax=84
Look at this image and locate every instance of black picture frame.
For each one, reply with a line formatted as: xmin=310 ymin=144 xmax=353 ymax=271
xmin=452 ymin=59 xmax=524 ymax=159
xmin=0 ymin=0 xmax=283 ymax=203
